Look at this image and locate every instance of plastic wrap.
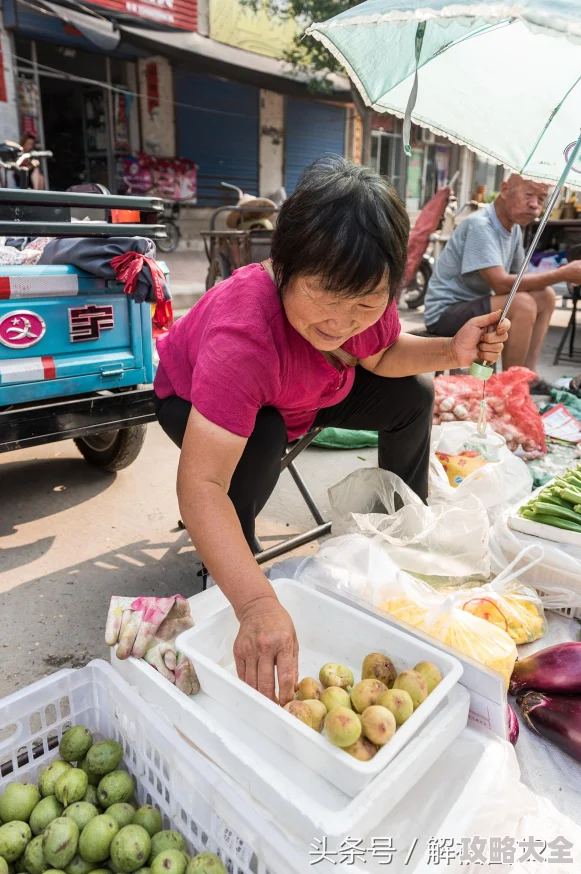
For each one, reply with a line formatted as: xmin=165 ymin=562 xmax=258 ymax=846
xmin=430 ymin=422 xmax=533 ymax=519
xmin=445 ymin=546 xmax=547 ymax=645
xmin=329 ymin=469 xmax=490 ymax=582
xmin=377 ymin=576 xmax=518 ymax=689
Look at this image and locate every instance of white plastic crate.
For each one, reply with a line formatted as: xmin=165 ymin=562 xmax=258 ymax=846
xmin=0 ymin=661 xmax=308 ymax=874
xmin=176 ymin=580 xmax=464 ymax=797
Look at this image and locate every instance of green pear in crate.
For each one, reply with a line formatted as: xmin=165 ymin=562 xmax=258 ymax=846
xmin=0 ymin=785 xmax=40 ymax=824
xmin=0 ymin=822 xmax=32 ymax=862
xmin=39 ymin=764 xmax=72 ymax=799
xmin=59 ymin=729 xmax=93 ymax=764
xmin=42 ymin=818 xmax=78 ymax=869
xmin=131 ymin=808 xmax=162 ymax=839
xmin=29 ymin=797 xmax=64 ymax=836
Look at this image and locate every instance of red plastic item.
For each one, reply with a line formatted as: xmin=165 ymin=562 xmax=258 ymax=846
xmin=404 ymin=186 xmax=450 ymax=288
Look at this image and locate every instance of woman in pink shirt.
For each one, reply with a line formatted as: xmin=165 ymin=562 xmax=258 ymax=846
xmin=154 ymin=157 xmax=509 ymax=706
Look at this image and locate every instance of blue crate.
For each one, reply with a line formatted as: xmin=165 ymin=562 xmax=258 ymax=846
xmin=0 ymin=264 xmax=160 ymax=406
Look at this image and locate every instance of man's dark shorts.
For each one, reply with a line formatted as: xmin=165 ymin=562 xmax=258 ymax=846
xmin=427 ymin=296 xmax=491 ymax=336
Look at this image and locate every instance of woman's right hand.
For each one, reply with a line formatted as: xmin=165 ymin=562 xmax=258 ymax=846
xmin=233 ymin=595 xmax=298 ymax=706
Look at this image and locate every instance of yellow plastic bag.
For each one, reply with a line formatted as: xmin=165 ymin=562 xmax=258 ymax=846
xmin=448 ymin=545 xmax=547 ymax=645
xmin=379 ymin=581 xmax=518 ymax=689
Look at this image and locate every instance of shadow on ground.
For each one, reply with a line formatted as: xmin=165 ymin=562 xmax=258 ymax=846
xmin=0 ymin=457 xmax=115 ymax=537
xmin=0 ymin=530 xmax=204 ymax=697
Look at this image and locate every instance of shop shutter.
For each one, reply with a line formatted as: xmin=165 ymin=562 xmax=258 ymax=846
xmin=176 ymin=72 xmax=259 ymax=206
xmin=285 ymin=99 xmax=346 ymax=194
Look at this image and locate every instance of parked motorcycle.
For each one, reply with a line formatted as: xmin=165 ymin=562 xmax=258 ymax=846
xmin=0 ymin=141 xmax=52 ymax=190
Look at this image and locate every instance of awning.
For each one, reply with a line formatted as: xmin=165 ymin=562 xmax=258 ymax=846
xmin=22 ymin=0 xmax=121 ymax=51
xmin=120 ymin=25 xmax=352 ymax=101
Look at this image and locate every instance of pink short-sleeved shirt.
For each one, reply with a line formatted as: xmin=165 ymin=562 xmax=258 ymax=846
xmin=154 ymin=263 xmax=401 ymax=440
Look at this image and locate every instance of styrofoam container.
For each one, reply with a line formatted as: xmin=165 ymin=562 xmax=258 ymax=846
xmin=176 ymin=579 xmax=464 ymax=796
xmin=112 ymin=649 xmax=470 ymax=846
xmin=0 ymin=661 xmax=310 ymax=874
xmin=509 ymin=512 xmax=581 ymax=547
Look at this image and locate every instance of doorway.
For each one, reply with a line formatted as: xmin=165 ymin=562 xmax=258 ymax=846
xmin=39 ymin=78 xmax=86 ymax=191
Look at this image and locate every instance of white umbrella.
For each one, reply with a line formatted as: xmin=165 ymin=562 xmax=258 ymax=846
xmin=307 ymin=1 xmax=581 ymax=378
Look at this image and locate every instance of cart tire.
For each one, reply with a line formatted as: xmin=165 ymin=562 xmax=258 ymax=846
xmin=156 ymin=221 xmax=180 ymax=254
xmin=74 ymin=425 xmax=147 ymax=472
xmin=403 ymin=259 xmax=432 ymax=310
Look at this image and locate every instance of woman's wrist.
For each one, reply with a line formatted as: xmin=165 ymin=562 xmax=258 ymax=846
xmin=235 ymin=592 xmax=280 ymax=622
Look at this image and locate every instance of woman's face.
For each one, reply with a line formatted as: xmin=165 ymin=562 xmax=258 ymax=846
xmin=22 ymin=137 xmax=36 ymax=152
xmin=283 ymin=275 xmax=389 ymax=351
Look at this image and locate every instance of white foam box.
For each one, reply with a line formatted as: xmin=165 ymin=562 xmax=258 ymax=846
xmin=176 ymin=579 xmax=464 ymax=797
xmin=112 ymin=649 xmax=470 ymax=848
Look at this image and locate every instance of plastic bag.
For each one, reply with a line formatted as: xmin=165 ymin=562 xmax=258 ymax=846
xmin=490 ymin=507 xmax=581 ymax=613
xmin=434 ymin=366 xmax=546 ymax=458
xmin=430 ymin=421 xmax=533 ymax=519
xmin=329 ymin=468 xmax=490 ymax=582
xmin=442 ymin=545 xmax=548 ymax=645
xmin=377 ymin=574 xmax=518 ymax=688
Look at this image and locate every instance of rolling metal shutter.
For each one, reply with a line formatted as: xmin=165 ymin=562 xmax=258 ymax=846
xmin=176 ymin=72 xmax=259 ymax=206
xmin=285 ymin=99 xmax=346 ymax=194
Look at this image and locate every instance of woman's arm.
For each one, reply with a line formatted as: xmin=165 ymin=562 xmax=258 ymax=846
xmin=360 ymin=310 xmax=510 ymax=378
xmin=178 ymin=407 xmax=298 ymax=704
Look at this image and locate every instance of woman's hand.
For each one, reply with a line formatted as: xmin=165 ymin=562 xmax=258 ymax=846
xmin=233 ymin=595 xmax=299 ymax=706
xmin=452 ymin=309 xmax=511 ymax=368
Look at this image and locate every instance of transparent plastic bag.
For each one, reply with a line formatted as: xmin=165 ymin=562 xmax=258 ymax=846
xmin=490 ymin=506 xmax=581 ymax=613
xmin=442 ymin=546 xmax=548 ymax=645
xmin=430 ymin=422 xmax=533 ymax=520
xmin=377 ymin=573 xmax=518 ymax=688
xmin=329 ymin=468 xmax=490 ymax=582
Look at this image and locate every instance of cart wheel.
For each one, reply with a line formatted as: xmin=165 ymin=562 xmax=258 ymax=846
xmin=157 ymin=221 xmax=180 ymax=254
xmin=205 ymin=253 xmax=232 ymax=290
xmin=403 ymin=259 xmax=432 ymax=310
xmin=74 ymin=425 xmax=147 ymax=472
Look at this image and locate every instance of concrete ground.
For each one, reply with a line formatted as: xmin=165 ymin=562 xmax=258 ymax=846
xmin=0 ymin=275 xmax=577 ymax=698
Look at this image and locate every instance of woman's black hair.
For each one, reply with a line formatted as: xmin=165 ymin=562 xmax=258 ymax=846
xmin=271 ymin=155 xmax=409 ymax=301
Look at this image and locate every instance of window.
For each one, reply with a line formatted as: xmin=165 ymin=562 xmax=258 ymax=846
xmin=473 ymin=156 xmax=504 ymax=200
xmin=370 ymin=131 xmax=404 ymax=198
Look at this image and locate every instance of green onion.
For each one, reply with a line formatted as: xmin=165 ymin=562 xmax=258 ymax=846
xmin=520 ymin=509 xmax=581 ymax=533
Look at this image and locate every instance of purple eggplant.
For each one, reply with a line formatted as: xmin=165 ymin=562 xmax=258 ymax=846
xmin=507 ymin=704 xmax=519 ymax=745
xmin=518 ymin=692 xmax=581 ymax=763
xmin=509 ymin=642 xmax=581 ymax=696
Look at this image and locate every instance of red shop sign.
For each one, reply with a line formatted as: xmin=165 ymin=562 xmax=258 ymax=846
xmin=84 ymin=0 xmax=196 ymax=31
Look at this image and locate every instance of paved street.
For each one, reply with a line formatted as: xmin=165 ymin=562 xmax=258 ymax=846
xmin=0 ymin=287 xmax=574 ymax=698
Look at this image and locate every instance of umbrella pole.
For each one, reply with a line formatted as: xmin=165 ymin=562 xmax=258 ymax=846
xmin=470 ymin=130 xmax=581 ymax=380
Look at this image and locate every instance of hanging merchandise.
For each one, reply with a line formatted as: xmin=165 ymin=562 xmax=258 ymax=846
xmin=114 ymin=92 xmax=131 ymax=152
xmin=18 ymin=75 xmax=40 ymax=138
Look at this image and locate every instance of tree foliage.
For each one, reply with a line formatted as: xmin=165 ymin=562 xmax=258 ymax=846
xmin=241 ymin=1 xmax=362 ymax=94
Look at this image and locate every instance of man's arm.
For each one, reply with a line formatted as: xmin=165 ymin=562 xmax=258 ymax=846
xmin=480 ymin=260 xmax=581 ymax=295
xmin=361 ymin=310 xmax=510 ymax=378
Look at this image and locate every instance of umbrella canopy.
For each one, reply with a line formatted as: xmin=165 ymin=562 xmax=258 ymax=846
xmin=307 ymin=3 xmax=581 ymax=187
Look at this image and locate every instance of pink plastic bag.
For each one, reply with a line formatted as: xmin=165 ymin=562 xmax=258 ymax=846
xmin=434 ymin=366 xmax=546 ymax=459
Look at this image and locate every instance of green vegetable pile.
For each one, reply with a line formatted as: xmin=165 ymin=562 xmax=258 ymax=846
xmin=0 ymin=727 xmax=225 ymax=874
xmin=519 ymin=464 xmax=581 ymax=534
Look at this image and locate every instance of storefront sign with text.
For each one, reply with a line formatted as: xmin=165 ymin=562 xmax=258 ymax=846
xmin=85 ymin=0 xmax=196 ymax=31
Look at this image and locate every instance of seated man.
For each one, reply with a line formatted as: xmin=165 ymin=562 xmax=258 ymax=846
xmin=424 ymin=174 xmax=581 ymax=392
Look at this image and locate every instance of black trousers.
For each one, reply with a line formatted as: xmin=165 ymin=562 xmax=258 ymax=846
xmin=155 ymin=367 xmax=434 ymax=550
